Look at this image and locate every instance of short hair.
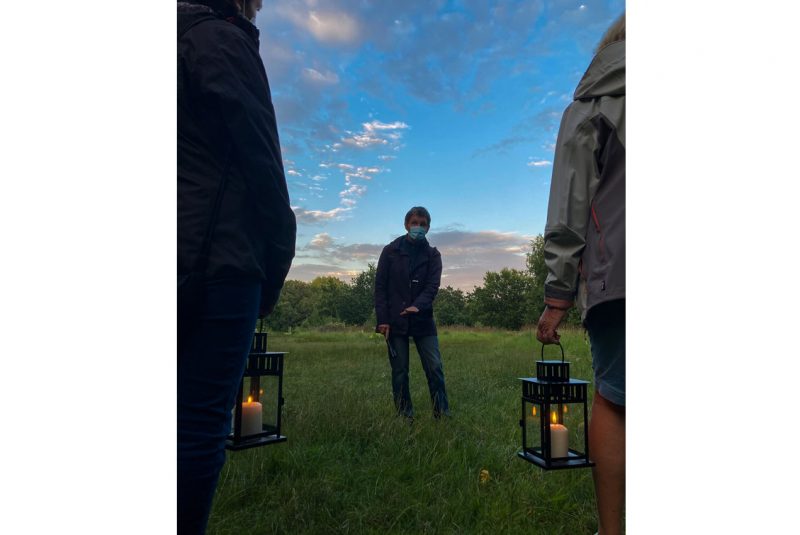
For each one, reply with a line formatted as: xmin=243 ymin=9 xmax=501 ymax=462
xmin=596 ymin=13 xmax=625 ymax=53
xmin=404 ymin=206 xmax=431 ymax=227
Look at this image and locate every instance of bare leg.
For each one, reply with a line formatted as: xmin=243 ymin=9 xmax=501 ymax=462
xmin=590 ymin=391 xmax=625 ymax=535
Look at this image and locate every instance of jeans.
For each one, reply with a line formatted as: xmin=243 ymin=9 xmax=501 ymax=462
xmin=177 ymin=278 xmax=261 ymax=535
xmin=387 ymin=335 xmax=450 ymax=418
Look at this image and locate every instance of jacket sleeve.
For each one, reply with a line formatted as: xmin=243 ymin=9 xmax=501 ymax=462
xmin=191 ymin=22 xmax=296 ymax=312
xmin=543 ymin=103 xmax=603 ymax=308
xmin=374 ymin=247 xmax=391 ymax=327
xmin=411 ymin=249 xmax=441 ymax=312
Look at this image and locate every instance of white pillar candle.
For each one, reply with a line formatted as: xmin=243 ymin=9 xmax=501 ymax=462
xmin=550 ymin=424 xmax=569 ymax=458
xmin=241 ymin=397 xmax=263 ymax=436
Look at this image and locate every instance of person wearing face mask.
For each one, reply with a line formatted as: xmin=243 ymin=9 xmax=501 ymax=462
xmin=178 ymin=0 xmax=295 ymax=533
xmin=374 ymin=207 xmax=451 ymax=420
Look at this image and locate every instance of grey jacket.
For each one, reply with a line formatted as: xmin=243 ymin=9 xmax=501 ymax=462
xmin=543 ymin=41 xmax=625 ymax=320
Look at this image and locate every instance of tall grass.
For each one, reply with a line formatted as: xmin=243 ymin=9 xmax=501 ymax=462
xmin=208 ymin=327 xmax=598 ymax=534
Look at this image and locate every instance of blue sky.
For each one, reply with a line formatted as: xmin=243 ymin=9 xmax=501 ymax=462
xmin=255 ymin=0 xmax=625 ymax=289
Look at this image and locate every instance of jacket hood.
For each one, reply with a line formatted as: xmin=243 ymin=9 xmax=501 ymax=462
xmin=177 ymin=1 xmax=259 ymax=41
xmin=574 ymin=40 xmax=625 ymax=100
xmin=178 ymin=0 xmax=235 ymax=17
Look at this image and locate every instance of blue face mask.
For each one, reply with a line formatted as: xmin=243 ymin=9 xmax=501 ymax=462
xmin=408 ymin=226 xmax=427 ymax=241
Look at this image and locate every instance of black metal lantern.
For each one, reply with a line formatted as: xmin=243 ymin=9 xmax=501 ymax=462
xmin=226 ymin=332 xmax=287 ymax=451
xmin=518 ymin=343 xmax=594 ymax=470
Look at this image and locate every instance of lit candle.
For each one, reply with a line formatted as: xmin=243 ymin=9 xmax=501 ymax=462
xmin=550 ymin=411 xmax=568 ymax=458
xmin=241 ymin=395 xmax=263 ymax=436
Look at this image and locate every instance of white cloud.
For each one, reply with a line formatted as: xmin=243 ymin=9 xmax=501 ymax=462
xmin=364 ymin=120 xmax=409 ymax=132
xmin=338 ymin=182 xmax=369 ymax=208
xmin=292 ymin=233 xmax=384 ymax=281
xmin=334 ymin=163 xmax=384 ymax=184
xmin=341 ymin=120 xmax=410 ymax=149
xmin=292 ymin=206 xmax=351 ymax=224
xmin=302 ymin=67 xmax=340 ymax=85
xmin=341 ymin=133 xmax=387 ymax=148
xmin=339 ymin=184 xmax=367 ymax=198
xmin=295 ymin=159 xmax=385 ymax=221
xmin=286 ymin=263 xmax=361 ymax=281
xmin=291 ymin=232 xmax=384 ymax=282
xmin=287 ymin=169 xmax=302 ymax=176
xmin=278 ymin=6 xmax=360 ymax=44
xmin=309 ymin=232 xmax=334 ymax=249
xmin=344 ymin=167 xmax=380 ymax=183
xmin=308 ymin=10 xmax=359 ymax=43
xmin=428 ymin=229 xmax=534 ymax=290
xmin=527 ymin=160 xmax=552 ymax=167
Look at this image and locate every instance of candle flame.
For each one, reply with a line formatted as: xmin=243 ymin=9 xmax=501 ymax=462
xmin=260 ymin=389 xmax=264 ymax=395
xmin=563 ymin=405 xmax=568 ymax=413
xmin=247 ymin=395 xmax=253 ymax=404
xmin=531 ymin=406 xmax=537 ymax=417
xmin=551 ymin=411 xmax=558 ymax=424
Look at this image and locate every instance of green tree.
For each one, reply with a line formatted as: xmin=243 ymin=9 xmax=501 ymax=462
xmin=308 ymin=276 xmax=349 ymax=325
xmin=265 ymin=280 xmax=314 ymax=331
xmin=340 ymin=264 xmax=377 ymax=326
xmin=526 ymin=234 xmax=548 ymax=288
xmin=471 ymin=268 xmax=535 ymax=330
xmin=434 ymin=286 xmax=473 ymax=326
xmin=525 ymin=234 xmax=582 ymax=326
xmin=525 ymin=235 xmax=547 ymax=322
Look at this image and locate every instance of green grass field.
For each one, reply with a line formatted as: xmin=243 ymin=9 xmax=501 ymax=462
xmin=208 ymin=327 xmax=599 ymax=535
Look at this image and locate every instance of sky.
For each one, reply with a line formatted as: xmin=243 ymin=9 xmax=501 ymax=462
xmin=254 ymin=0 xmax=625 ymax=290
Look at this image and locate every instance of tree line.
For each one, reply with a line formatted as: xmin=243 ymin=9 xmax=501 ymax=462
xmin=266 ymin=235 xmax=581 ymax=332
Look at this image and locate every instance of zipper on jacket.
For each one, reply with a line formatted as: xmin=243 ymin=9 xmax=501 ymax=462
xmin=590 ymin=202 xmax=608 ymax=264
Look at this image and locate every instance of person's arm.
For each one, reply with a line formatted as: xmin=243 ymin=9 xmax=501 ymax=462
xmin=374 ymin=247 xmax=391 ymax=334
xmin=409 ymin=250 xmax=441 ymax=312
xmin=190 ymin=22 xmax=296 ymax=315
xmin=537 ymin=104 xmax=603 ymax=343
xmin=542 ymin=103 xmax=603 ymax=310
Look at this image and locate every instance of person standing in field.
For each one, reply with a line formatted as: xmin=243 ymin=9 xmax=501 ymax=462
xmin=375 ymin=207 xmax=451 ymax=420
xmin=177 ymin=0 xmax=296 ymax=533
xmin=535 ymin=14 xmax=626 ymax=535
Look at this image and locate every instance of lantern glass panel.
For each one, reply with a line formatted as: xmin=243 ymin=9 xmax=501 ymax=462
xmin=234 ymin=375 xmax=279 ymax=437
xmin=546 ymin=401 xmax=587 ymax=459
xmin=522 ymin=400 xmax=542 ymax=454
xmin=521 ymin=398 xmax=590 ymax=463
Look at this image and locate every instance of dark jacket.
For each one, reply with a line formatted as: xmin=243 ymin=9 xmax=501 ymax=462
xmin=177 ymin=0 xmax=296 ymax=311
xmin=375 ymin=236 xmax=442 ymax=337
xmin=543 ymin=41 xmax=625 ymax=320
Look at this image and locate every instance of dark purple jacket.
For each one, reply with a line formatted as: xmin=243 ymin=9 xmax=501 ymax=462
xmin=178 ymin=0 xmax=296 ymax=312
xmin=374 ymin=236 xmax=442 ymax=337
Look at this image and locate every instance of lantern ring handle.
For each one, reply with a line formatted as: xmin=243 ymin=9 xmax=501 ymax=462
xmin=540 ymin=342 xmax=565 ymax=363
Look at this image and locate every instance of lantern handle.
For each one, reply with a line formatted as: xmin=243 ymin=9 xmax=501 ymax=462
xmin=540 ymin=342 xmax=565 ymax=363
